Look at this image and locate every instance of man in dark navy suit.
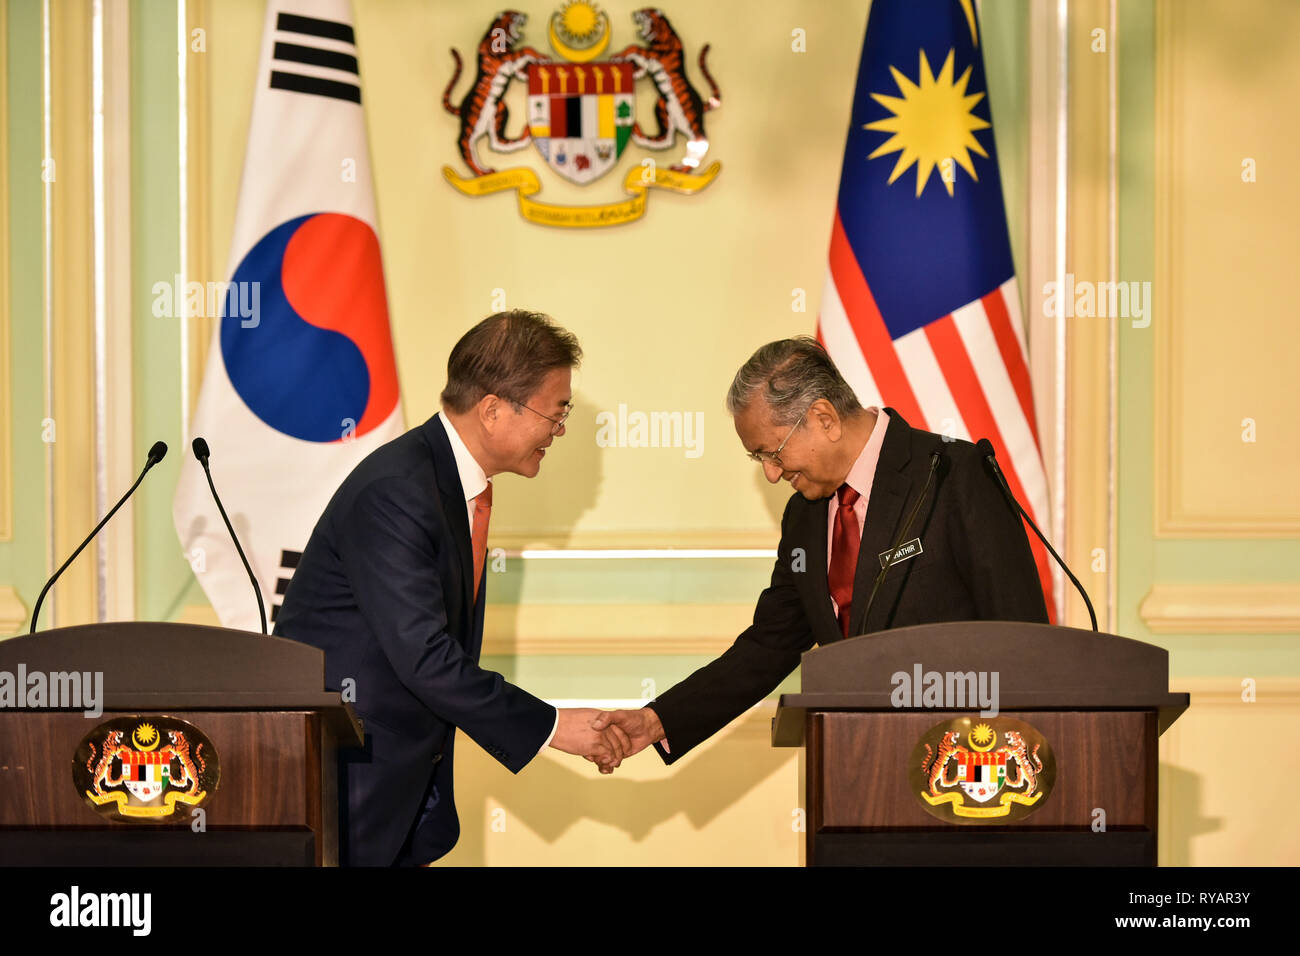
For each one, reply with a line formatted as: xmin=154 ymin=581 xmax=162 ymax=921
xmin=593 ymin=336 xmax=1048 ymax=763
xmin=275 ymin=310 xmax=627 ymax=866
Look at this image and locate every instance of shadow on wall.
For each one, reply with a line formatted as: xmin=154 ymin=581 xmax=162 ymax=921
xmin=167 ymin=510 xmax=259 ymax=626
xmin=1159 ymin=761 xmax=1221 ymax=867
xmin=490 ymin=394 xmax=604 ymax=548
xmin=485 ymin=395 xmax=604 ymax=650
xmin=165 ymin=514 xmax=215 ymax=624
xmin=437 ymin=715 xmax=797 ymax=865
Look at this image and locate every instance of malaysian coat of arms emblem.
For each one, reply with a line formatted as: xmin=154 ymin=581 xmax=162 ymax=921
xmin=908 ymin=716 xmax=1056 ymax=824
xmin=441 ymin=3 xmax=722 ymax=227
xmin=73 ymin=716 xmax=220 ymax=822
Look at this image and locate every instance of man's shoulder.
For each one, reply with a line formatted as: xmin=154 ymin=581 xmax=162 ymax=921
xmin=883 ymin=410 xmax=982 ymax=477
xmin=350 ymin=421 xmax=435 ymax=479
xmin=324 ymin=419 xmax=446 ymax=518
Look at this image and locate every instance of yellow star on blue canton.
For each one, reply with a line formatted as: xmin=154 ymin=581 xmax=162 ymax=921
xmin=864 ymin=49 xmax=991 ymax=198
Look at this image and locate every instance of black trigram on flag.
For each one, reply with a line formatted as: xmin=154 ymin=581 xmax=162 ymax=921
xmin=269 ymin=12 xmax=360 ymax=103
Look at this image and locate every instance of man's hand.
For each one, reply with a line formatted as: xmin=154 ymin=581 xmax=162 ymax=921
xmin=549 ymin=708 xmax=632 ymax=772
xmin=589 ymin=707 xmax=665 ymax=771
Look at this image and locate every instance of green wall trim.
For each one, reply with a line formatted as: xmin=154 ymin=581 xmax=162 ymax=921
xmin=2 ymin=0 xmax=50 ymax=635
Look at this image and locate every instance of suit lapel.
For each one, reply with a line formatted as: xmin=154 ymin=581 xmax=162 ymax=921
xmin=849 ymin=407 xmax=914 ymax=636
xmin=423 ymin=414 xmax=475 ymax=620
xmin=793 ymin=496 xmax=841 ymax=646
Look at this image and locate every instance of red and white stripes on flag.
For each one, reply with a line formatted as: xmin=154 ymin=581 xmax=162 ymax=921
xmin=818 ymin=216 xmax=1058 ymax=622
xmin=818 ymin=0 xmax=1059 ymax=621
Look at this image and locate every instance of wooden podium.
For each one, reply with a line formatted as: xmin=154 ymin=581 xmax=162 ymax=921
xmin=0 ymin=622 xmax=361 ymax=866
xmin=773 ymin=621 xmax=1189 ymax=866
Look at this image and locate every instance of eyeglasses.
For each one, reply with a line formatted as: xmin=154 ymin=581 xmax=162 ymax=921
xmin=746 ymin=411 xmax=806 ymax=468
xmin=519 ymin=400 xmax=574 ymax=436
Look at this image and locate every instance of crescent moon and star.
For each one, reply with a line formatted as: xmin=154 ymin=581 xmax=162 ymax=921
xmin=132 ymin=723 xmax=160 ymax=752
xmin=969 ymin=722 xmax=997 ymax=752
xmin=548 ymin=0 xmax=610 ymax=62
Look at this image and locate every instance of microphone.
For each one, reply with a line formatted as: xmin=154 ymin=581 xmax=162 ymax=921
xmin=976 ymin=438 xmax=1097 ymax=631
xmin=192 ymin=437 xmax=268 ymax=635
xmin=859 ymin=450 xmax=941 ymax=634
xmin=30 ymin=441 xmax=168 ymax=633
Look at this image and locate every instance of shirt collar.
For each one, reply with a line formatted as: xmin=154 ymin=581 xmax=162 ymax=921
xmin=437 ymin=412 xmax=488 ymax=504
xmin=844 ymin=407 xmax=889 ymax=498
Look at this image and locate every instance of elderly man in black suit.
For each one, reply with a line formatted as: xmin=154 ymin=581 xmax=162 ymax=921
xmin=275 ymin=310 xmax=628 ymax=865
xmin=593 ymin=336 xmax=1048 ymax=765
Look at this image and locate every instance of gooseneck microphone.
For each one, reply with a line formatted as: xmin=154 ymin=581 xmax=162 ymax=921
xmin=30 ymin=441 xmax=168 ymax=633
xmin=976 ymin=438 xmax=1097 ymax=632
xmin=192 ymin=437 xmax=268 ymax=635
xmin=859 ymin=450 xmax=942 ymax=634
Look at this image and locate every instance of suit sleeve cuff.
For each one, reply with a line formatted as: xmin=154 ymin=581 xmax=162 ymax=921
xmin=537 ymin=708 xmax=559 ymax=755
xmin=649 ymin=703 xmax=673 ymax=762
xmin=647 ymin=703 xmax=669 ymax=752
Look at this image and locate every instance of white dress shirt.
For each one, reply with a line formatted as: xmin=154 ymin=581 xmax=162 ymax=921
xmin=438 ymin=413 xmax=558 ymax=753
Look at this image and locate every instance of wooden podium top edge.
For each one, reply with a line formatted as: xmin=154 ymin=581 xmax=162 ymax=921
xmin=771 ymin=692 xmax=1192 ymax=746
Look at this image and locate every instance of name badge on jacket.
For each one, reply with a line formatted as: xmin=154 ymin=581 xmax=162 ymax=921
xmin=879 ymin=537 xmax=923 ymax=568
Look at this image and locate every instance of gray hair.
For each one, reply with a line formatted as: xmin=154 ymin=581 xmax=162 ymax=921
xmin=725 ymin=336 xmax=863 ymax=426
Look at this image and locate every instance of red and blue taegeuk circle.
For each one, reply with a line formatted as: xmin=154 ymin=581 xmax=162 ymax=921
xmin=221 ymin=212 xmax=399 ymax=442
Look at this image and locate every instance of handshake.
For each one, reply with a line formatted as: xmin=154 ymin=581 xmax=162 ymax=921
xmin=548 ymin=707 xmax=666 ymax=774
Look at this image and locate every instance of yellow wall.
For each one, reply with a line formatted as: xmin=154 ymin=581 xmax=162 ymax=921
xmin=1161 ymin=680 xmax=1300 ymax=866
xmin=434 ymin=709 xmax=803 ymax=866
xmin=1135 ymin=0 xmax=1300 ymax=865
xmin=1151 ymin=0 xmax=1300 ymax=538
xmin=200 ymin=0 xmax=873 ymax=548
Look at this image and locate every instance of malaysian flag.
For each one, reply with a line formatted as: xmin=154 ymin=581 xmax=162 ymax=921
xmin=817 ymin=0 xmax=1058 ymax=621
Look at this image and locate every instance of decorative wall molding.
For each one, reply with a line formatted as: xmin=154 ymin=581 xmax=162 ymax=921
xmin=1152 ymin=0 xmax=1300 ymax=537
xmin=0 ymin=0 xmax=10 ymax=542
xmin=0 ymin=586 xmax=27 ymax=635
xmin=99 ymin=0 xmax=136 ymax=621
xmin=492 ymin=530 xmax=781 ymax=551
xmin=1165 ymin=676 xmax=1300 ymax=703
xmin=1025 ymin=0 xmax=1068 ymax=624
xmin=182 ymin=601 xmax=753 ymax=654
xmin=1139 ymin=584 xmax=1300 ymax=634
xmin=483 ymin=603 xmax=752 ymax=655
xmin=1062 ymin=0 xmax=1116 ymax=632
xmin=47 ymin=1 xmax=99 ymax=625
xmin=185 ymin=0 xmax=213 ymax=419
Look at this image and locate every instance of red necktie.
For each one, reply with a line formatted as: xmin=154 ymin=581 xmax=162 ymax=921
xmin=471 ymin=482 xmax=492 ymax=603
xmin=828 ymin=483 xmax=861 ymax=638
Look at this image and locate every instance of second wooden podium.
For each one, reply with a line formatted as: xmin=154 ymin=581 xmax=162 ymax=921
xmin=773 ymin=621 xmax=1189 ymax=866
